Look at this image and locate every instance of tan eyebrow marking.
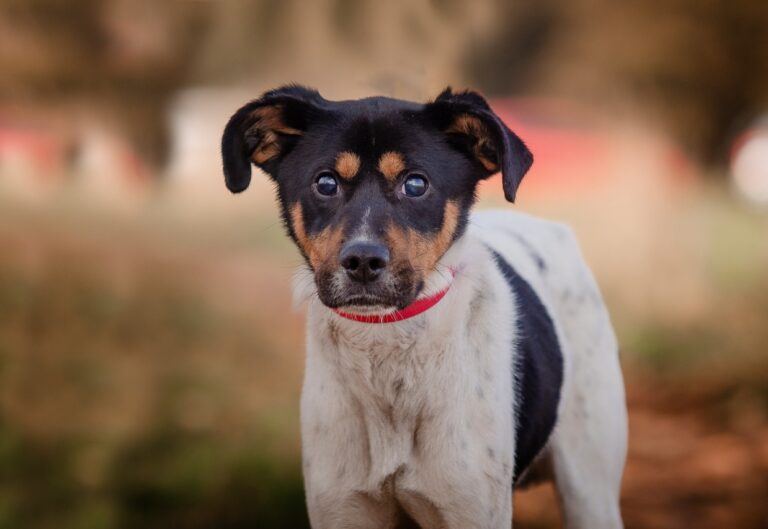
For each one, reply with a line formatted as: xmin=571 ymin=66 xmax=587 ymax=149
xmin=335 ymin=151 xmax=361 ymax=180
xmin=378 ymin=151 xmax=406 ymax=182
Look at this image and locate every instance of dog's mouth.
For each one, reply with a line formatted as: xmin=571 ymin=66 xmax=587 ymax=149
xmin=340 ymin=294 xmax=390 ymax=307
xmin=314 ymin=270 xmax=423 ymax=311
xmin=326 ymin=290 xmax=420 ymax=312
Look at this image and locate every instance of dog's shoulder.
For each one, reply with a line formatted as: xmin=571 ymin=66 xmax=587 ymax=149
xmin=467 ymin=208 xmax=610 ymax=352
xmin=469 ymin=209 xmax=577 ymax=269
xmin=467 ymin=209 xmax=584 ymax=298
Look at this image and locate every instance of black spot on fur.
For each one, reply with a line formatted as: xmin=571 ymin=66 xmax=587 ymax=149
xmin=412 ymin=418 xmax=422 ymax=454
xmin=489 ymin=248 xmax=563 ymax=485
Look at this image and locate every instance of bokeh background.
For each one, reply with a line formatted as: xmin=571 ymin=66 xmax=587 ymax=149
xmin=1 ymin=1 xmax=768 ymax=528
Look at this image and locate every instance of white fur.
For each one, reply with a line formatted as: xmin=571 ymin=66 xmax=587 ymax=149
xmin=298 ymin=209 xmax=627 ymax=529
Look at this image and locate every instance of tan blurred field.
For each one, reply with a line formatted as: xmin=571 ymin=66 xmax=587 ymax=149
xmin=1 ymin=1 xmax=767 ymax=527
xmin=1 ymin=172 xmax=767 ymax=529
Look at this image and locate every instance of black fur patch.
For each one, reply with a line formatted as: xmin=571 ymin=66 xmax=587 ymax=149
xmin=489 ymin=248 xmax=563 ymax=484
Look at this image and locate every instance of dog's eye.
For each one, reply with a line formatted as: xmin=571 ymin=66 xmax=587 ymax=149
xmin=402 ymin=174 xmax=428 ymax=198
xmin=315 ymin=171 xmax=339 ymax=196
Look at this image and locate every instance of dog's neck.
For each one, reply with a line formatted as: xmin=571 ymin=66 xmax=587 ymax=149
xmin=300 ymin=233 xmax=507 ymax=433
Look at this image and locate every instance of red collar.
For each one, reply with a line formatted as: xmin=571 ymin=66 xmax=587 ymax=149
xmin=332 ymin=268 xmax=457 ymax=324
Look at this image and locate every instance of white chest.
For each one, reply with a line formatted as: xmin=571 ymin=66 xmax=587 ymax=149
xmin=299 ymin=258 xmax=517 ymax=528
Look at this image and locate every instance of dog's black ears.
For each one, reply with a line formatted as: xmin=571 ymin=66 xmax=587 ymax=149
xmin=221 ymin=85 xmax=327 ymax=192
xmin=424 ymin=88 xmax=533 ymax=202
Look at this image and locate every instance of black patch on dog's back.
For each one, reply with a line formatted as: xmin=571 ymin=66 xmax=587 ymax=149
xmin=489 ymin=249 xmax=563 ymax=484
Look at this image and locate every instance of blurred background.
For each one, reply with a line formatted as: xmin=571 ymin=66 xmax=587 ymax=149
xmin=1 ymin=1 xmax=767 ymax=528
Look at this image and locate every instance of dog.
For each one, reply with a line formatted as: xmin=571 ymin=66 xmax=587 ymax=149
xmin=221 ymin=85 xmax=627 ymax=529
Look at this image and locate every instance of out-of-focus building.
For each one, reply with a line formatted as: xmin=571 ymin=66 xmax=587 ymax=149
xmin=0 ymin=108 xmax=150 ymax=199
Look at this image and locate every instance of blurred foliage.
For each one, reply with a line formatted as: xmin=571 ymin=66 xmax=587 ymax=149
xmin=112 ymin=428 xmax=308 ymax=529
xmin=0 ymin=420 xmax=308 ymax=529
xmin=466 ymin=0 xmax=768 ymax=165
xmin=0 ymin=0 xmax=210 ymax=166
xmin=2 ymin=0 xmax=766 ymax=168
xmin=0 ymin=253 xmax=309 ymax=529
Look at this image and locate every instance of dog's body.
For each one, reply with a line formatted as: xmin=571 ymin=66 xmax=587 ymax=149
xmin=299 ymin=211 xmax=626 ymax=529
xmin=222 ymin=86 xmax=627 ymax=528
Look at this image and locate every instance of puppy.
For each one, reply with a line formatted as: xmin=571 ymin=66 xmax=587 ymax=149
xmin=221 ymin=86 xmax=627 ymax=529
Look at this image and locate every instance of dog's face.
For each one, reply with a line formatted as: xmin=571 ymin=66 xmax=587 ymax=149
xmin=221 ymin=86 xmax=532 ymax=310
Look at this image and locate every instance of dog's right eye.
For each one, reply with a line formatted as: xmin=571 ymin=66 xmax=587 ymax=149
xmin=315 ymin=172 xmax=339 ymax=196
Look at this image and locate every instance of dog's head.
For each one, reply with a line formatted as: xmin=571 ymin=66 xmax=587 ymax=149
xmin=221 ymin=85 xmax=532 ymax=310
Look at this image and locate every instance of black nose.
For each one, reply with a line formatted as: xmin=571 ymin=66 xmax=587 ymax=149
xmin=340 ymin=241 xmax=390 ymax=283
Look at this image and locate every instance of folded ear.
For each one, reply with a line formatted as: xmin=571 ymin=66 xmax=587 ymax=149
xmin=424 ymin=88 xmax=533 ymax=202
xmin=221 ymin=85 xmax=326 ymax=193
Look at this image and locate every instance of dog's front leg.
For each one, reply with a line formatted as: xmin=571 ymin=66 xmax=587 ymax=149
xmin=393 ymin=419 xmax=515 ymax=529
xmin=303 ymin=441 xmax=514 ymax=529
xmin=300 ymin=354 xmax=398 ymax=529
xmin=301 ymin=378 xmax=514 ymax=528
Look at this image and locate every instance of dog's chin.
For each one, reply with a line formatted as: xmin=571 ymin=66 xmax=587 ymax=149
xmin=316 ymin=285 xmax=420 ymax=312
xmin=336 ymin=299 xmax=396 ymax=315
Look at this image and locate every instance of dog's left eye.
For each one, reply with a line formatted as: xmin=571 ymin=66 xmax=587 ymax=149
xmin=315 ymin=171 xmax=339 ymax=196
xmin=402 ymin=174 xmax=428 ymax=198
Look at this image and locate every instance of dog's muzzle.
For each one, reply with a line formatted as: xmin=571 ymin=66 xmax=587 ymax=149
xmin=314 ymin=238 xmax=420 ymax=310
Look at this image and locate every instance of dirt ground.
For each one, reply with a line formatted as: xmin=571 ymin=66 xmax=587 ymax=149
xmin=514 ymin=371 xmax=768 ymax=529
